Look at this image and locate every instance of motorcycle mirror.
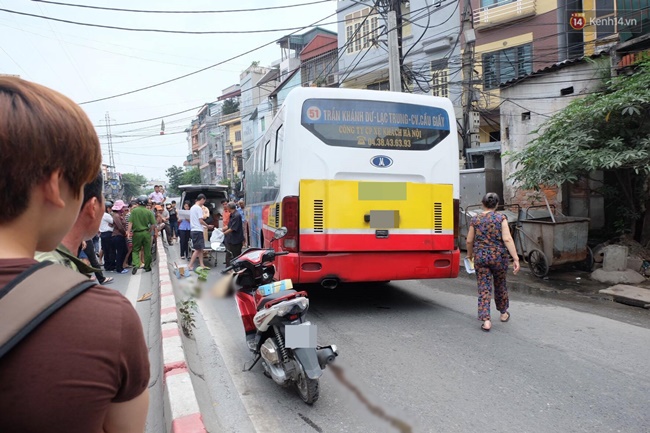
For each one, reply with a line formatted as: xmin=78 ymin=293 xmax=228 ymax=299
xmin=273 ymin=227 xmax=288 ymax=240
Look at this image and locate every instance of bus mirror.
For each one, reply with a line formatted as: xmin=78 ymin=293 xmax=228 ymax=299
xmin=274 ymin=227 xmax=288 ymax=240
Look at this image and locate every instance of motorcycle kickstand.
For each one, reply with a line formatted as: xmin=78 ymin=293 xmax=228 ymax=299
xmin=243 ymin=353 xmax=261 ymax=372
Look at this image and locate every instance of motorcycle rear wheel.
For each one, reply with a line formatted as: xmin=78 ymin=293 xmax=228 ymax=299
xmin=295 ymin=370 xmax=319 ymax=405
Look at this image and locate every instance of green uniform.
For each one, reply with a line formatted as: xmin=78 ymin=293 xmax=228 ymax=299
xmin=35 ymin=244 xmax=99 ymax=276
xmin=130 ymin=206 xmax=156 ymax=271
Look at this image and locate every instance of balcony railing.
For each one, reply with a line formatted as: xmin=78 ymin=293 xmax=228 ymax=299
xmin=473 ymin=0 xmax=536 ymax=30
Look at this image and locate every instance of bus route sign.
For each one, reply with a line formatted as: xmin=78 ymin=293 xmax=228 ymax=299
xmin=301 ymin=99 xmax=451 ymax=151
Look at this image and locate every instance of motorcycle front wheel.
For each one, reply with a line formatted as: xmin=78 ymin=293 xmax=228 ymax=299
xmin=295 ymin=369 xmax=319 ymax=405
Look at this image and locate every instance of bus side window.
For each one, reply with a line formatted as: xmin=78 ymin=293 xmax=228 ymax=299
xmin=275 ymin=124 xmax=283 ymax=163
xmin=264 ymin=140 xmax=271 ymax=171
xmin=256 ymin=144 xmax=263 ymax=172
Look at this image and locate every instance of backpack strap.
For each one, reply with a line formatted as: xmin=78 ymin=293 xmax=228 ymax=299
xmin=0 ymin=261 xmax=96 ymax=359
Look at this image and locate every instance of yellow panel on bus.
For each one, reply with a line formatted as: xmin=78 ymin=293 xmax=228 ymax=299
xmin=299 ymin=179 xmax=454 ymax=252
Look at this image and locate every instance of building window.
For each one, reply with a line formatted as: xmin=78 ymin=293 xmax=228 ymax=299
xmin=482 ymin=44 xmax=532 ymax=90
xmin=235 ymin=130 xmax=242 ymax=142
xmin=367 ymin=80 xmax=390 ymax=91
xmin=260 ymin=117 xmax=266 ymax=132
xmin=594 ymin=0 xmax=616 ymax=38
xmin=480 ymin=0 xmax=516 ymax=8
xmin=345 ymin=8 xmax=379 ymax=54
xmin=430 ymin=59 xmax=449 ymax=98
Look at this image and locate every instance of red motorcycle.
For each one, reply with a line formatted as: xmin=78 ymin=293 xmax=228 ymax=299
xmin=221 ymin=227 xmax=338 ymax=404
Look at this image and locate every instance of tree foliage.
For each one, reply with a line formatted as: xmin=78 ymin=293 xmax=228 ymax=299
xmin=121 ymin=173 xmax=147 ymax=200
xmin=181 ymin=167 xmax=201 ymax=185
xmin=166 ymin=165 xmax=185 ymax=194
xmin=222 ymin=98 xmax=240 ymax=115
xmin=166 ymin=166 xmax=202 ymax=192
xmin=508 ymin=60 xmax=650 ymax=240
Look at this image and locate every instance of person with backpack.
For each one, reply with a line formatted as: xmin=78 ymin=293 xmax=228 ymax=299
xmin=0 ymin=76 xmax=149 ymax=433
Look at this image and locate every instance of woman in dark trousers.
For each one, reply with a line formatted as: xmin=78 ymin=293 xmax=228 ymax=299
xmin=466 ymin=193 xmax=520 ymax=332
xmin=178 ymin=201 xmax=192 ymax=259
xmin=111 ymin=200 xmax=129 ymax=274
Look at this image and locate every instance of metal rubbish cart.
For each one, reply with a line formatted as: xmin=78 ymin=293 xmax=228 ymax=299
xmin=458 ymin=204 xmax=519 ymax=252
xmin=460 ymin=204 xmax=592 ymax=278
xmin=513 ymin=205 xmax=592 ymax=278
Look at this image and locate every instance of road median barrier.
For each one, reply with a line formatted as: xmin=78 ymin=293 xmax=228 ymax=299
xmin=157 ymin=238 xmax=207 ymax=433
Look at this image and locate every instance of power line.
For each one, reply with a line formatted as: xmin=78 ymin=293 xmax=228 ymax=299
xmin=0 ymin=7 xmax=341 ymax=35
xmin=0 ymin=46 xmax=31 ymax=78
xmin=76 ymin=3 xmax=355 ymax=105
xmin=31 ymin=0 xmax=331 ymax=14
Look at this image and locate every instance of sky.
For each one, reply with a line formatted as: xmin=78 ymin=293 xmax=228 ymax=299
xmin=0 ymin=0 xmax=339 ymax=181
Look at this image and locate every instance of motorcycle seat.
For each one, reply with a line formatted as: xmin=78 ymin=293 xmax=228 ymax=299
xmin=257 ymin=289 xmax=298 ymax=310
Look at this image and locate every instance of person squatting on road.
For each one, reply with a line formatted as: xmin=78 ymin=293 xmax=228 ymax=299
xmin=0 ymin=76 xmax=149 ymax=432
xmin=128 ymin=196 xmax=156 ymax=274
xmin=465 ymin=192 xmax=520 ymax=332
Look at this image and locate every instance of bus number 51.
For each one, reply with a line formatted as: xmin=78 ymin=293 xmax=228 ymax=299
xmin=307 ymin=107 xmax=321 ymax=121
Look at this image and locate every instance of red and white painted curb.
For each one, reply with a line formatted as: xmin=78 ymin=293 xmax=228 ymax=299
xmin=158 ymin=238 xmax=207 ymax=433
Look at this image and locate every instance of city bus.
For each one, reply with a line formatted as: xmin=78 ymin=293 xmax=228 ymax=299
xmin=243 ymin=87 xmax=459 ymax=287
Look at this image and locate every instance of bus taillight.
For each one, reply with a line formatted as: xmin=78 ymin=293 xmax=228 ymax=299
xmin=282 ymin=196 xmax=299 ymax=252
xmin=453 ymin=198 xmax=460 ymax=249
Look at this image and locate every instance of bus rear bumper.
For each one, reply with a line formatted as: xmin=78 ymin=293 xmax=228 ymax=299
xmin=276 ymin=249 xmax=460 ymax=284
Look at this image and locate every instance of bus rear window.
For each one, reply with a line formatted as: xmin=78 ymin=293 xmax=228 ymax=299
xmin=301 ymin=98 xmax=450 ymax=151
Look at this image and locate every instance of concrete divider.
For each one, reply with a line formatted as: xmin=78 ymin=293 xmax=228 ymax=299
xmin=157 ymin=238 xmax=207 ymax=433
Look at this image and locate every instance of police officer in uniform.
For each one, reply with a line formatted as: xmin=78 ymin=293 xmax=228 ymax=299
xmin=128 ymin=195 xmax=156 ymax=274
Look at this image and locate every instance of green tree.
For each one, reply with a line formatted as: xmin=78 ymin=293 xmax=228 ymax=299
xmin=166 ymin=165 xmax=185 ymax=194
xmin=222 ymin=98 xmax=240 ymax=115
xmin=508 ymin=59 xmax=650 ymax=242
xmin=180 ymin=167 xmax=201 ymax=185
xmin=121 ymin=173 xmax=147 ymax=200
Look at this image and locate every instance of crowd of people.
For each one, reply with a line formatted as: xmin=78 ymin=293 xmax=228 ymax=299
xmin=177 ymin=195 xmax=248 ymax=272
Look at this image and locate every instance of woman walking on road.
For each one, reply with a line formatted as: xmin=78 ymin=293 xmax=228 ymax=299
xmin=466 ymin=193 xmax=520 ymax=332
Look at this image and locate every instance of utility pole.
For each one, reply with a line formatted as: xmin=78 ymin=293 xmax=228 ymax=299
xmin=461 ymin=0 xmax=476 ymax=167
xmin=104 ymin=112 xmax=119 ymax=199
xmin=387 ymin=0 xmax=402 ymax=92
xmin=105 ymin=112 xmax=115 ymax=171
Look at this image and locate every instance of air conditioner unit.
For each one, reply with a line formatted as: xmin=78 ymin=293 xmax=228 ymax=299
xmin=327 ymin=74 xmax=338 ymax=85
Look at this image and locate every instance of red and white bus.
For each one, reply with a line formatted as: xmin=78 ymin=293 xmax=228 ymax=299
xmin=244 ymin=87 xmax=459 ymax=286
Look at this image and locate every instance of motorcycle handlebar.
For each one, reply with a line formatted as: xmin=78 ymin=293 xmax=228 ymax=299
xmin=221 ymin=249 xmax=290 ymax=274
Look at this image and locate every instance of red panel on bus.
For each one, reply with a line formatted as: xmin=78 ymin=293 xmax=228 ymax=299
xmin=300 ymin=233 xmax=455 ymax=252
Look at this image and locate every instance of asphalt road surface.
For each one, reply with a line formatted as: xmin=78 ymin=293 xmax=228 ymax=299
xmin=169 ymin=246 xmax=650 ymax=433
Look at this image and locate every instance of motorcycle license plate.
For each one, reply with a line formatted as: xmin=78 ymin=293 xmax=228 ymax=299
xmin=285 ymin=323 xmax=317 ymax=349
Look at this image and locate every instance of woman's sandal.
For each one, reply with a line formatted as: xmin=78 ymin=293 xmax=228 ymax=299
xmin=501 ymin=312 xmax=511 ymax=322
xmin=481 ymin=320 xmax=491 ymax=332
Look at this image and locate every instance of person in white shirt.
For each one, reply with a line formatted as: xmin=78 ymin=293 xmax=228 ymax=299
xmin=99 ymin=201 xmax=115 ymax=271
xmin=148 ymin=185 xmax=165 ymax=204
xmin=187 ymin=194 xmax=213 ymax=271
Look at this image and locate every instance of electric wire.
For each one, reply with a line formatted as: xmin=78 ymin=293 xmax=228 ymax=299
xmin=75 ymin=3 xmax=357 ymax=105
xmin=0 ymin=7 xmax=343 ymax=35
xmin=30 ymin=0 xmax=331 ymax=14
